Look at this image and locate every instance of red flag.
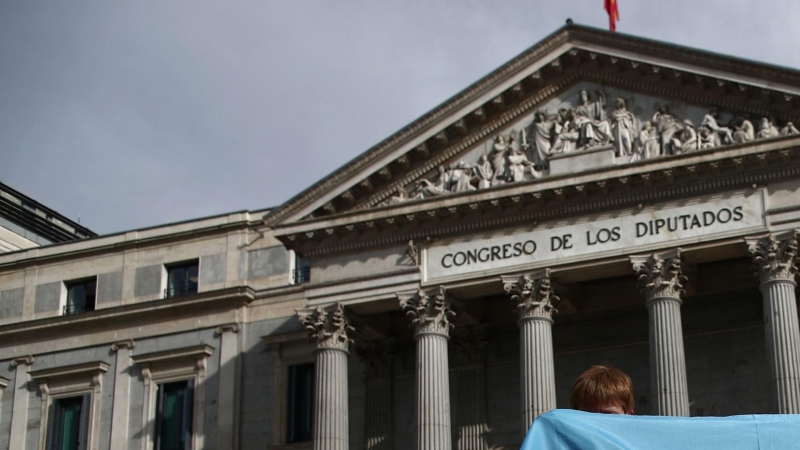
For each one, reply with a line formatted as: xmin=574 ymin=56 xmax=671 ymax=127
xmin=604 ymin=0 xmax=620 ymax=31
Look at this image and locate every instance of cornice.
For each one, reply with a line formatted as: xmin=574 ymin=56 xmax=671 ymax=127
xmin=264 ymin=24 xmax=800 ymax=229
xmin=0 ymin=219 xmax=255 ymax=272
xmin=132 ymin=345 xmax=214 ymax=366
xmin=29 ymin=361 xmax=109 ymax=381
xmin=0 ymin=286 xmax=255 ymax=347
xmin=276 ymin=137 xmax=800 ymax=257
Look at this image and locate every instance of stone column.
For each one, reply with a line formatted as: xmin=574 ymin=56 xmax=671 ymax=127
xmin=399 ymin=286 xmax=456 ymax=450
xmin=109 ymin=339 xmax=135 ymax=449
xmin=9 ymin=355 xmax=34 ymax=450
xmin=356 ymin=340 xmax=395 ymax=450
xmin=502 ymin=269 xmax=559 ymax=433
xmin=746 ymin=231 xmax=800 ymax=413
xmin=298 ymin=303 xmax=354 ymax=450
xmin=631 ymin=249 xmax=690 ymax=416
xmin=216 ymin=323 xmax=241 ymax=449
xmin=450 ymin=327 xmax=489 ymax=450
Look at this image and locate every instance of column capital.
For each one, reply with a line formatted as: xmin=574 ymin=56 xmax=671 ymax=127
xmin=631 ymin=248 xmax=686 ymax=301
xmin=111 ymin=339 xmax=136 ymax=352
xmin=10 ymin=355 xmax=34 ymax=367
xmin=215 ymin=323 xmax=241 ymax=335
xmin=398 ymin=286 xmax=455 ymax=337
xmin=745 ymin=230 xmax=799 ymax=284
xmin=297 ymin=303 xmax=354 ymax=352
xmin=355 ymin=340 xmax=396 ymax=380
xmin=502 ymin=269 xmax=559 ymax=321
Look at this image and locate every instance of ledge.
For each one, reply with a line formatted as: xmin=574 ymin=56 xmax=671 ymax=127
xmin=30 ymin=361 xmax=109 ymax=381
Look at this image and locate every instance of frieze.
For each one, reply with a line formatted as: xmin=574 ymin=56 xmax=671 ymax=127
xmin=386 ymin=87 xmax=798 ymax=207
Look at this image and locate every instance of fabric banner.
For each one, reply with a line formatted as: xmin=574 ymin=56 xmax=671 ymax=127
xmin=521 ymin=409 xmax=800 ymax=449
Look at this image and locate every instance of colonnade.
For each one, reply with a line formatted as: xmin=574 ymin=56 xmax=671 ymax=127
xmin=299 ymin=231 xmax=800 ymax=450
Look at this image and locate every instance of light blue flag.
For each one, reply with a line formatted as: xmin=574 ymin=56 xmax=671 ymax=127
xmin=521 ymin=409 xmax=800 ymax=450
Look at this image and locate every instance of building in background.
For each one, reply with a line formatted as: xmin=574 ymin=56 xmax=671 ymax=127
xmin=0 ymin=181 xmax=95 ymax=253
xmin=3 ymin=23 xmax=800 ymax=450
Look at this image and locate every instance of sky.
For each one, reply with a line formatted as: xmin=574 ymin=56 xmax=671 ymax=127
xmin=1 ymin=1 xmax=798 ymax=234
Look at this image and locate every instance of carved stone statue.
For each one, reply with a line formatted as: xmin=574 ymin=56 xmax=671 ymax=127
xmin=653 ymin=106 xmax=682 ymax=155
xmin=781 ymin=122 xmax=799 ymax=136
xmin=388 ymin=186 xmax=410 ymax=204
xmin=551 ymin=108 xmax=579 ymax=154
xmin=671 ymin=119 xmax=697 ymax=154
xmin=733 ymin=115 xmax=755 ymax=143
xmin=700 ymin=108 xmax=734 ymax=145
xmin=490 ymin=134 xmax=512 ymax=185
xmin=506 ymin=143 xmax=539 ymax=182
xmin=698 ymin=126 xmax=720 ymax=149
xmin=525 ymin=111 xmax=554 ymax=169
xmin=450 ymin=161 xmax=475 ymax=193
xmin=574 ymin=90 xmax=613 ymax=148
xmin=757 ymin=117 xmax=780 ymax=139
xmin=418 ymin=165 xmax=450 ymax=198
xmin=638 ymin=120 xmax=660 ymax=159
xmin=610 ymin=98 xmax=636 ymax=157
xmin=472 ymin=154 xmax=493 ymax=189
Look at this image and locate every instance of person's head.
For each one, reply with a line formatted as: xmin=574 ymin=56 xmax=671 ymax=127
xmin=580 ymin=89 xmax=590 ymax=103
xmin=570 ymin=365 xmax=634 ymax=415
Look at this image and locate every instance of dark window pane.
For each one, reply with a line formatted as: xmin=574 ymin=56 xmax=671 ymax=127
xmin=65 ymin=278 xmax=96 ymax=315
xmin=49 ymin=396 xmax=86 ymax=450
xmin=166 ymin=261 xmax=199 ymax=298
xmin=156 ymin=380 xmax=194 ymax=450
xmin=288 ymin=363 xmax=314 ymax=443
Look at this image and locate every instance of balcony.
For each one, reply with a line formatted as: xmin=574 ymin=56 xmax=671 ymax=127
xmin=164 ymin=283 xmax=199 ymax=299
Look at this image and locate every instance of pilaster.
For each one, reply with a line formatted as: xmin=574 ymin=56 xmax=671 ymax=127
xmin=502 ymin=269 xmax=558 ymax=433
xmin=746 ymin=230 xmax=800 ymax=413
xmin=298 ymin=303 xmax=354 ymax=450
xmin=399 ymin=286 xmax=455 ymax=450
xmin=9 ymin=355 xmax=34 ymax=450
xmin=109 ymin=340 xmax=135 ymax=450
xmin=216 ymin=323 xmax=241 ymax=450
xmin=631 ymin=249 xmax=690 ymax=416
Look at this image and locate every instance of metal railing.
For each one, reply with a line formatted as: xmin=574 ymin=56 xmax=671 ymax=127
xmin=63 ymin=302 xmax=93 ymax=315
xmin=164 ymin=284 xmax=199 ymax=299
xmin=293 ymin=267 xmax=311 ymax=285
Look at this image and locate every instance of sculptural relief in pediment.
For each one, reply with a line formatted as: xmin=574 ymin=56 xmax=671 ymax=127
xmin=385 ymin=82 xmax=799 ymax=206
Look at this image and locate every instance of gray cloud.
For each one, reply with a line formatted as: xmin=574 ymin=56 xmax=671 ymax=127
xmin=0 ymin=1 xmax=798 ymax=233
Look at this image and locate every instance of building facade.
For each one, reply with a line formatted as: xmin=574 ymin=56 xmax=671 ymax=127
xmin=2 ymin=23 xmax=800 ymax=450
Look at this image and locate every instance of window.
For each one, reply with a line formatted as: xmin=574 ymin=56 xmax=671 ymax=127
xmin=292 ymin=255 xmax=310 ymax=285
xmin=64 ymin=278 xmax=97 ymax=315
xmin=287 ymin=363 xmax=314 ymax=443
xmin=30 ymin=361 xmax=108 ymax=450
xmin=133 ymin=345 xmax=213 ymax=450
xmin=155 ymin=380 xmax=195 ymax=450
xmin=47 ymin=395 xmax=90 ymax=450
xmin=165 ymin=261 xmax=198 ymax=298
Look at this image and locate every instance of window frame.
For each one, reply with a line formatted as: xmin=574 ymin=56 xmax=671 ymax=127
xmin=133 ymin=345 xmax=213 ymax=450
xmin=62 ymin=277 xmax=98 ymax=315
xmin=263 ymin=332 xmax=315 ymax=447
xmin=163 ymin=260 xmax=200 ymax=299
xmin=30 ymin=361 xmax=109 ymax=450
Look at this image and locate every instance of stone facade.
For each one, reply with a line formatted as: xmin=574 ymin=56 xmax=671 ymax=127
xmin=2 ymin=22 xmax=800 ymax=450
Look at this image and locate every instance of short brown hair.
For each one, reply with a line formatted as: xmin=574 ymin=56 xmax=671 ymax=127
xmin=570 ymin=365 xmax=634 ymax=413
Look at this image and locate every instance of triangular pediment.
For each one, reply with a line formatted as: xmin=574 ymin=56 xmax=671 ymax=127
xmin=266 ymin=24 xmax=800 ymax=230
